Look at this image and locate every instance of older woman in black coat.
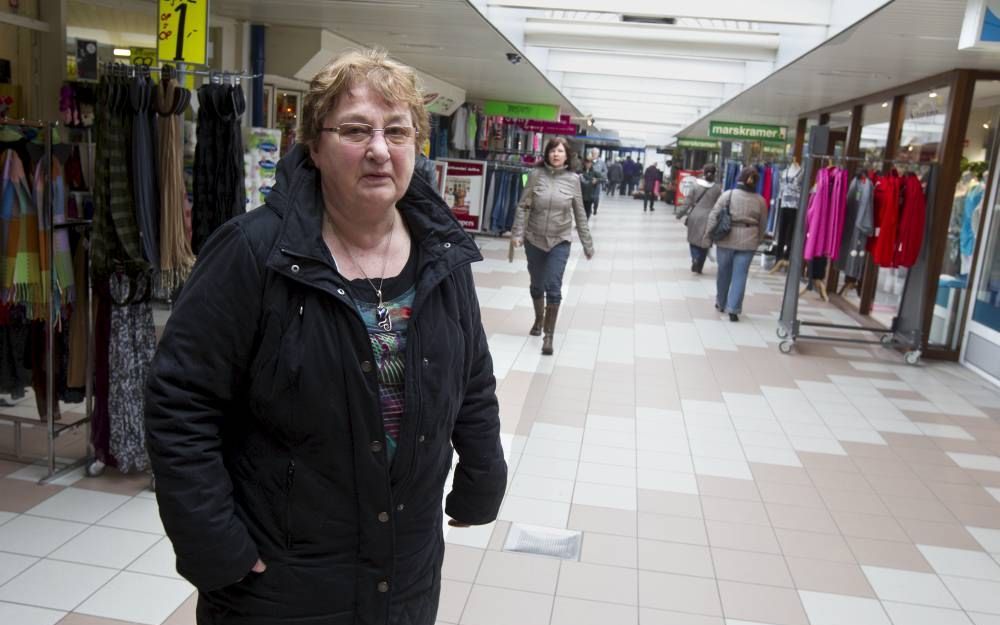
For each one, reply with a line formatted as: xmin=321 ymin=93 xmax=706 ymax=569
xmin=145 ymin=48 xmax=507 ymax=625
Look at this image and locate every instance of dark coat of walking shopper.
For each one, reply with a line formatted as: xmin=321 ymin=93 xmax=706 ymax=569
xmin=678 ymin=163 xmax=722 ymax=273
xmin=706 ymin=166 xmax=768 ymax=322
xmin=512 ymin=137 xmax=595 ymax=356
xmin=643 ymin=163 xmax=662 ymax=212
xmin=607 ymin=159 xmax=623 ymax=196
xmin=580 ymin=158 xmax=602 ymax=220
xmin=145 ymin=48 xmax=507 ymax=625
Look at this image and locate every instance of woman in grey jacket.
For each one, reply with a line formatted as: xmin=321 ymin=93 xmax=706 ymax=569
xmin=706 ymin=166 xmax=767 ymax=322
xmin=512 ymin=137 xmax=595 ymax=355
xmin=678 ymin=163 xmax=722 ymax=274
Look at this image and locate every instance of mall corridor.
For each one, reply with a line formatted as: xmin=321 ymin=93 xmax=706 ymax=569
xmin=2 ymin=194 xmax=1000 ymax=624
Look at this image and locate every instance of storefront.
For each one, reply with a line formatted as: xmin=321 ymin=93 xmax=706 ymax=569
xmin=796 ymin=69 xmax=1000 ymax=363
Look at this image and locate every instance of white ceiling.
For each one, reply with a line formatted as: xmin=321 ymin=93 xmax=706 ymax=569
xmin=67 ymin=0 xmax=580 ymax=114
xmin=680 ymin=0 xmax=1000 ymax=139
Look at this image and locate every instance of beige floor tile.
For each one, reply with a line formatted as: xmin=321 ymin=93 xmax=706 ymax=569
xmin=897 ymin=518 xmax=983 ymax=550
xmin=637 ymin=539 xmax=714 ymax=578
xmin=460 ymin=584 xmax=551 ymax=625
xmin=867 ymin=475 xmax=936 ymax=500
xmin=766 ymin=503 xmax=840 ymax=534
xmin=696 ymin=476 xmax=761 ymax=501
xmin=717 ymin=580 xmax=809 ymax=625
xmin=0 ymin=460 xmax=26 ymax=477
xmin=549 ymin=597 xmax=638 ymax=625
xmin=0 ymin=476 xmax=64 ymax=513
xmin=881 ymin=495 xmax=959 ymax=523
xmin=637 ymin=490 xmax=702 ymax=518
xmin=775 ymin=528 xmax=856 ymax=563
xmin=568 ymin=505 xmax=637 ymax=537
xmin=637 ymin=513 xmax=708 ymax=546
xmin=945 ymin=501 xmax=1000 ymax=529
xmin=487 ymin=521 xmax=511 ymax=552
xmin=637 ymin=608 xmax=723 ymax=625
xmin=852 ymin=456 xmax=917 ymax=478
xmin=443 ymin=545 xmax=485 ymax=583
xmin=437 ymin=580 xmax=472 ymax=624
xmin=756 ymin=481 xmax=825 ymax=509
xmin=638 ymin=570 xmax=722 ymax=616
xmin=581 ymin=533 xmax=638 ymax=568
xmin=809 ymin=469 xmax=872 ymax=492
xmin=909 ymin=463 xmax=977 ymax=485
xmin=72 ymin=471 xmax=151 ymax=498
xmin=161 ymin=592 xmax=197 ymax=625
xmin=929 ymin=482 xmax=1000 ymax=506
xmin=711 ymin=547 xmax=794 ymax=587
xmin=883 ymin=433 xmax=940 ymax=449
xmin=750 ymin=464 xmax=814 ymax=486
xmin=820 ymin=488 xmax=891 ymax=515
xmin=832 ymin=511 xmax=910 ymax=542
xmin=476 ymin=551 xmax=560 ymax=595
xmin=558 ymin=561 xmax=638 ymax=605
xmin=845 ymin=536 xmax=934 ymax=572
xmin=799 ymin=452 xmax=859 ymax=473
xmin=701 ymin=497 xmax=771 ymax=526
xmin=705 ymin=520 xmax=781 ymax=554
xmin=785 ymin=556 xmax=876 ymax=597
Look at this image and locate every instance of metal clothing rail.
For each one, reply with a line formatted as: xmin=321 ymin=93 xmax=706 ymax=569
xmin=0 ymin=119 xmax=95 ymax=482
xmin=776 ymin=125 xmax=938 ymax=365
xmin=98 ymin=60 xmax=261 ymax=82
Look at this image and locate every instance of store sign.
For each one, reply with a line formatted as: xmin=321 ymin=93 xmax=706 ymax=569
xmin=960 ymin=0 xmax=1000 ymax=49
xmin=442 ymin=160 xmax=486 ymax=231
xmin=484 ymin=100 xmax=559 ymax=122
xmin=421 ymin=71 xmax=465 ymax=116
xmin=157 ymin=0 xmax=209 ymax=66
xmin=709 ymin=121 xmax=788 ymax=142
xmin=677 ymin=138 xmax=720 ymax=150
xmin=520 ymin=115 xmax=577 ymax=135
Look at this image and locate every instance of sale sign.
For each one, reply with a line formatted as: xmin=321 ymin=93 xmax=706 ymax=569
xmin=157 ymin=0 xmax=209 ymax=66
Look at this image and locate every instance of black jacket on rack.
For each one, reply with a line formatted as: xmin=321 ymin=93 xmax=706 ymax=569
xmin=145 ymin=145 xmax=507 ymax=625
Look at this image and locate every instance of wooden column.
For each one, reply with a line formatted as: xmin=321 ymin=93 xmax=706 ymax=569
xmin=793 ymin=118 xmax=808 ymax=162
xmin=922 ymin=71 xmax=975 ymax=359
xmin=859 ymin=94 xmax=908 ymax=316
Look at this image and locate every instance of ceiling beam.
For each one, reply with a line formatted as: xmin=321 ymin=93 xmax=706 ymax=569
xmin=560 ymin=73 xmax=730 ymax=98
xmin=572 ymin=98 xmax=707 ymax=117
xmin=548 ymin=49 xmax=750 ymax=85
xmin=486 ymin=0 xmax=833 ymax=26
xmin=563 ymin=87 xmax=721 ymax=108
xmin=586 ymin=107 xmax=693 ymax=126
xmin=524 ymin=19 xmax=779 ymax=63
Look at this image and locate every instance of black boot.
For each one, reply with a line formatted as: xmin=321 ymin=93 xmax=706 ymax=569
xmin=542 ymin=303 xmax=560 ymax=355
xmin=530 ymin=298 xmax=544 ymax=336
xmin=729 ymin=313 xmax=740 ymax=322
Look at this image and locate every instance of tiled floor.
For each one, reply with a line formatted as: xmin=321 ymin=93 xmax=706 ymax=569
xmin=1 ymin=193 xmax=1000 ymax=624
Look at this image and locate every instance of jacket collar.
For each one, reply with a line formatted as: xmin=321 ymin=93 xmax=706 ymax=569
xmin=264 ymin=144 xmax=482 ymax=284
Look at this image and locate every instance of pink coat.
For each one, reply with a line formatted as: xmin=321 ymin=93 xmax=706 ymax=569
xmin=804 ymin=167 xmax=849 ymax=261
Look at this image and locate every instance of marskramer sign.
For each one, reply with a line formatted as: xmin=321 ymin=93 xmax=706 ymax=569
xmin=709 ymin=121 xmax=788 ymax=143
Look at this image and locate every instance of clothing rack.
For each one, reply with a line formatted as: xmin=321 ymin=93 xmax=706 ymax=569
xmin=98 ymin=61 xmax=261 ymax=83
xmin=0 ymin=119 xmax=95 ymax=482
xmin=776 ymin=126 xmax=938 ymax=365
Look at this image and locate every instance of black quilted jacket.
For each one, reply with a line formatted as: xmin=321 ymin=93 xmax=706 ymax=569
xmin=145 ymin=144 xmax=507 ymax=625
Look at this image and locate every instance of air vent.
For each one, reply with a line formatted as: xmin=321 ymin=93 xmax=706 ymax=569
xmin=622 ymin=15 xmax=677 ymax=25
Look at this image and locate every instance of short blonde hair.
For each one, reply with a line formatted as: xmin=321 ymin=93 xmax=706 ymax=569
xmin=300 ymin=48 xmax=430 ymax=152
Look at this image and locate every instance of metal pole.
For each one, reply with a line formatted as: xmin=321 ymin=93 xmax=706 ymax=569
xmin=45 ymin=122 xmax=56 ymax=479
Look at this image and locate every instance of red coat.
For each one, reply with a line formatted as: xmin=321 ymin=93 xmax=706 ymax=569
xmin=895 ymin=173 xmax=926 ymax=267
xmin=872 ymin=171 xmax=902 ymax=267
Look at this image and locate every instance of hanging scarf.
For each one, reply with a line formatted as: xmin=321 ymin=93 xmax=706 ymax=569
xmin=1 ymin=150 xmax=42 ymax=316
xmin=35 ymin=158 xmax=76 ymax=316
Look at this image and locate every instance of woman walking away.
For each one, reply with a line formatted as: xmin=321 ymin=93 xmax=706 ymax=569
xmin=643 ymin=162 xmax=662 ymax=212
xmin=679 ymin=163 xmax=722 ymax=274
xmin=513 ymin=137 xmax=595 ymax=355
xmin=706 ymin=166 xmax=767 ymax=322
xmin=580 ymin=158 xmax=602 ymax=220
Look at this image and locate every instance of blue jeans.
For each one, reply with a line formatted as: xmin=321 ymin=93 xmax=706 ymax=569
xmin=525 ymin=240 xmax=571 ymax=304
xmin=716 ymin=247 xmax=755 ymax=314
xmin=690 ymin=244 xmax=709 ymax=272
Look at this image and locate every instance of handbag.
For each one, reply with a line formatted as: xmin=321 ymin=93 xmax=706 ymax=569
xmin=709 ymin=191 xmax=733 ymax=242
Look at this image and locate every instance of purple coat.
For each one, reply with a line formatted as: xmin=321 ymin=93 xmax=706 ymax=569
xmin=804 ymin=167 xmax=849 ymax=260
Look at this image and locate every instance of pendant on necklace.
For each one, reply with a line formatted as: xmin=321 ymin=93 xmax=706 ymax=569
xmin=375 ymin=291 xmax=392 ymax=332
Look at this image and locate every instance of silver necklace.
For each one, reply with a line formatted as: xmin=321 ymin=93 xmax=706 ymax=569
xmin=339 ymin=216 xmax=396 ymax=332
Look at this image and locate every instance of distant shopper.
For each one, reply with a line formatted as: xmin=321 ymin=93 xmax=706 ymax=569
xmin=588 ymin=148 xmax=608 ymax=214
xmin=623 ymin=155 xmax=638 ymax=195
xmin=607 ymin=159 xmax=624 ymax=196
xmin=580 ymin=158 xmax=602 ymax=219
xmin=512 ymin=137 xmax=595 ymax=356
xmin=706 ymin=166 xmax=767 ymax=322
xmin=679 ymin=163 xmax=722 ymax=274
xmin=643 ymin=162 xmax=662 ymax=212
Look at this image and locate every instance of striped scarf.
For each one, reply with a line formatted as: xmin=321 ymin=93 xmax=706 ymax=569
xmin=1 ymin=150 xmax=41 ymax=316
xmin=35 ymin=158 xmax=76 ymax=315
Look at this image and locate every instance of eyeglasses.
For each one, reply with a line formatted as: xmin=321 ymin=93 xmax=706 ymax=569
xmin=320 ymin=123 xmax=418 ymax=146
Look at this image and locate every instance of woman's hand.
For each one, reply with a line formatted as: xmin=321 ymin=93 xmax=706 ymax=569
xmin=512 ymin=238 xmax=524 ymax=248
xmin=252 ymin=559 xmax=267 ymax=573
xmin=585 ymin=249 xmax=595 ymax=260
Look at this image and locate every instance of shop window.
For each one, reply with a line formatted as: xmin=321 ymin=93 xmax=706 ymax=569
xmin=275 ymin=91 xmax=301 ymax=155
xmin=931 ymin=81 xmax=1000 ymax=349
xmin=860 ymin=101 xmax=892 ymax=162
xmin=973 ymin=173 xmax=1000 ymax=335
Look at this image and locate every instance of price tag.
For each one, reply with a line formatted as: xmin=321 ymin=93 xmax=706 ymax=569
xmin=157 ymin=0 xmax=209 ymax=66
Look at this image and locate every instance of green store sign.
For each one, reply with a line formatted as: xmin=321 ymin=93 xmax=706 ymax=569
xmin=677 ymin=138 xmax=720 ymax=150
xmin=709 ymin=121 xmax=788 ymax=143
xmin=484 ymin=100 xmax=560 ymax=121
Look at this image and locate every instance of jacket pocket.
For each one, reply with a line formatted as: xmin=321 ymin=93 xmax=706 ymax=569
xmin=284 ymin=459 xmax=296 ymax=549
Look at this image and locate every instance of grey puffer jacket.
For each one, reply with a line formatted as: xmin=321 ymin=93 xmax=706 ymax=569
xmin=512 ymin=164 xmax=594 ymax=255
xmin=706 ymin=188 xmax=768 ymax=251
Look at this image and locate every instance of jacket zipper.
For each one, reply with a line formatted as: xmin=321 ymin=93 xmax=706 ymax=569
xmin=285 ymin=459 xmax=296 ymax=549
xmin=394 ymin=326 xmax=423 ymax=494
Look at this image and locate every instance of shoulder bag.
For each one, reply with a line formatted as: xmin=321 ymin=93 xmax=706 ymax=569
xmin=709 ymin=191 xmax=733 ymax=242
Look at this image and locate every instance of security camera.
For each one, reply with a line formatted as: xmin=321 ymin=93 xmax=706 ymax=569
xmin=506 ymin=53 xmax=523 ymax=65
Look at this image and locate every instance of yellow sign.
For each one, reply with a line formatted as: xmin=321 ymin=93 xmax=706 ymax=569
xmin=131 ymin=47 xmax=157 ymax=68
xmin=157 ymin=0 xmax=209 ymax=66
